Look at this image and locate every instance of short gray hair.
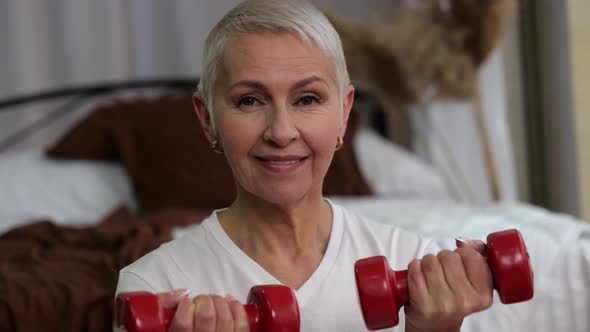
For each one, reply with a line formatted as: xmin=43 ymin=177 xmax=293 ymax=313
xmin=198 ymin=0 xmax=350 ymax=121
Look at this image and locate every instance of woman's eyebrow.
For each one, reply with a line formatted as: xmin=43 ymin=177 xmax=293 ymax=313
xmin=227 ymin=80 xmax=268 ymax=94
xmin=291 ymin=76 xmax=329 ymax=90
xmin=227 ymin=76 xmax=329 ymax=94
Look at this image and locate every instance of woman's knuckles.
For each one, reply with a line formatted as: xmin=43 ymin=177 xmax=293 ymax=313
xmin=228 ymin=301 xmax=248 ymax=328
xmin=233 ymin=316 xmax=249 ymax=331
xmin=454 ymin=294 xmax=478 ymax=316
xmin=437 ymin=250 xmax=462 ymax=267
xmin=407 ymin=260 xmax=424 ymax=285
xmin=478 ymin=291 xmax=494 ymax=310
xmin=194 ymin=296 xmax=216 ymax=323
xmin=455 ymin=246 xmax=485 ymax=263
xmin=420 ymin=254 xmax=441 ymax=273
xmin=408 ymin=250 xmax=494 ymax=327
xmin=211 ymin=295 xmax=234 ymax=322
xmin=169 ymin=298 xmax=195 ymax=332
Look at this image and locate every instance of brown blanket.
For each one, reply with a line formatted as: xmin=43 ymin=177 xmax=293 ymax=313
xmin=0 ymin=206 xmax=209 ymax=332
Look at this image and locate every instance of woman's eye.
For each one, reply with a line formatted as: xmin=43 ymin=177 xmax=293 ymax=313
xmin=238 ymin=96 xmax=260 ymax=107
xmin=297 ymin=95 xmax=319 ymax=106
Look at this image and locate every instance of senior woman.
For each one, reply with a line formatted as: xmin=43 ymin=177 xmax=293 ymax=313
xmin=115 ymin=0 xmax=493 ymax=331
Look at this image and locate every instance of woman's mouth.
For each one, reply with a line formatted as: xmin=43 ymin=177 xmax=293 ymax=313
xmin=266 ymin=160 xmax=300 ymax=165
xmin=255 ymin=155 xmax=308 ymax=173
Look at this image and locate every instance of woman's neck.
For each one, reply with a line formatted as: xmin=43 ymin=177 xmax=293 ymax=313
xmin=217 ymin=189 xmax=333 ymax=288
xmin=219 ymin=190 xmax=332 ymax=256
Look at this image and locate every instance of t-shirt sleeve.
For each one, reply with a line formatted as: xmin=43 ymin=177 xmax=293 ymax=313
xmin=421 ymin=237 xmax=442 ymax=256
xmin=386 ymin=227 xmax=443 ymax=270
xmin=115 ymin=271 xmax=157 ymax=297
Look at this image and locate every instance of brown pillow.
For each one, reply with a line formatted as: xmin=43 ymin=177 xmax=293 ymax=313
xmin=47 ymin=93 xmax=372 ymax=212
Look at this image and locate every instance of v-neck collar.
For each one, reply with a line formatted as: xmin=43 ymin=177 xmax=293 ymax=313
xmin=205 ymin=200 xmax=343 ymax=307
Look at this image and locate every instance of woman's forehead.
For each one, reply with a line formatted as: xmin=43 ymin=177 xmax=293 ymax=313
xmin=218 ymin=32 xmax=338 ymax=89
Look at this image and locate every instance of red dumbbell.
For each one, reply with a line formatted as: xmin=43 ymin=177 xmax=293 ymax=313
xmin=115 ymin=284 xmax=300 ymax=332
xmin=355 ymin=229 xmax=534 ymax=330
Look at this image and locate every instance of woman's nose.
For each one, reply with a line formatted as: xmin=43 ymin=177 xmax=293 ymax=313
xmin=263 ymin=105 xmax=300 ymax=147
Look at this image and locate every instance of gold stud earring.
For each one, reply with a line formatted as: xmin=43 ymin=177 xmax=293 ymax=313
xmin=211 ymin=139 xmax=224 ymax=154
xmin=335 ymin=136 xmax=344 ymax=151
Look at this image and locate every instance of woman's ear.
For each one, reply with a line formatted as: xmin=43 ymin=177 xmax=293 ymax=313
xmin=339 ymin=84 xmax=355 ymax=137
xmin=193 ymin=92 xmax=216 ymax=143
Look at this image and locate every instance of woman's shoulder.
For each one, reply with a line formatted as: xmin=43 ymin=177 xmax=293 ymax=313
xmin=332 ymin=201 xmax=440 ymax=265
xmin=117 ymin=215 xmax=219 ymax=293
xmin=332 ymin=200 xmax=399 ymax=232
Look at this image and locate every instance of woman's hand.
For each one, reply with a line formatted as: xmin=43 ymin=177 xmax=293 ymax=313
xmin=404 ymin=239 xmax=494 ymax=332
xmin=159 ymin=292 xmax=250 ymax=332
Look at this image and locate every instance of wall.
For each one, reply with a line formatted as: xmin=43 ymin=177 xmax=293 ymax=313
xmin=502 ymin=11 xmax=530 ymax=203
xmin=529 ymin=1 xmax=580 ymax=217
xmin=568 ymin=0 xmax=590 ymax=220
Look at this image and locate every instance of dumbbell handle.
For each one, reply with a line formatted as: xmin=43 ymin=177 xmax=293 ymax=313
xmin=388 ymin=270 xmax=409 ymax=308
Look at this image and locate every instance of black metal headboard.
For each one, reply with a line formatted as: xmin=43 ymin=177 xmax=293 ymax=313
xmin=0 ymin=79 xmax=199 ymax=152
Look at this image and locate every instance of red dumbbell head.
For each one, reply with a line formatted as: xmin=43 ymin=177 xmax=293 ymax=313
xmin=354 ymin=256 xmax=404 ymax=330
xmin=115 ymin=291 xmax=172 ymax=332
xmin=486 ymin=229 xmax=534 ymax=303
xmin=247 ymin=285 xmax=300 ymax=332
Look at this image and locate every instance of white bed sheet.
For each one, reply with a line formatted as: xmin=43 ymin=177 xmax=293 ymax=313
xmin=0 ymin=151 xmax=137 ymax=234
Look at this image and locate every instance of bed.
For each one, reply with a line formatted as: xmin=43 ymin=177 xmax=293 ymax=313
xmin=0 ymin=81 xmax=588 ymax=331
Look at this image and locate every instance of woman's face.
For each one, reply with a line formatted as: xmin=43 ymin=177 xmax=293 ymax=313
xmin=195 ymin=32 xmax=354 ymax=206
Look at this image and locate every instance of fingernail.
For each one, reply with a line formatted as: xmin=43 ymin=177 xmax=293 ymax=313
xmin=455 ymin=237 xmax=477 ymax=247
xmin=456 ymin=237 xmax=471 ymax=244
xmin=225 ymin=294 xmax=238 ymax=302
xmin=171 ymin=289 xmax=190 ymax=297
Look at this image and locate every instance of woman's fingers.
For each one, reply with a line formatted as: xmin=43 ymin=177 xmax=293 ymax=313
xmin=406 ymin=256 xmax=452 ymax=321
xmin=158 ymin=289 xmax=190 ymax=308
xmin=455 ymin=247 xmax=494 ymax=308
xmin=437 ymin=250 xmax=470 ymax=300
xmin=211 ymin=295 xmax=234 ymax=332
xmin=405 ymin=246 xmax=494 ymax=330
xmin=193 ymin=295 xmax=216 ymax=332
xmin=163 ymin=291 xmax=246 ymax=332
xmin=454 ymin=237 xmax=494 ymax=307
xmin=169 ymin=297 xmax=195 ymax=332
xmin=407 ymin=258 xmax=427 ymax=304
xmin=421 ymin=254 xmax=453 ymax=302
xmin=455 ymin=237 xmax=487 ymax=254
xmin=227 ymin=296 xmax=250 ymax=332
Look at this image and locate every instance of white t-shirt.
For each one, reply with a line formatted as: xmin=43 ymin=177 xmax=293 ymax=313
xmin=116 ymin=202 xmax=439 ymax=331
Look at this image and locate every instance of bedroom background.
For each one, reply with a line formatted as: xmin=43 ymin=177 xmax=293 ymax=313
xmin=1 ymin=0 xmax=518 ymax=205
xmin=0 ymin=1 xmax=589 ymax=331
xmin=2 ymin=0 xmax=587 ymax=219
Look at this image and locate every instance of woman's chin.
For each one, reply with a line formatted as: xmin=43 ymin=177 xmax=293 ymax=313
xmin=251 ymin=186 xmax=321 ymax=207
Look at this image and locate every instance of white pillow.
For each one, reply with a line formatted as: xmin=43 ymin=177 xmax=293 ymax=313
xmin=353 ymin=127 xmax=452 ymax=200
xmin=0 ymin=150 xmax=137 ymax=234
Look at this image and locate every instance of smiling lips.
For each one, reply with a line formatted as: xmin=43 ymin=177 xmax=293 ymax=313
xmin=255 ymin=155 xmax=309 ymax=173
